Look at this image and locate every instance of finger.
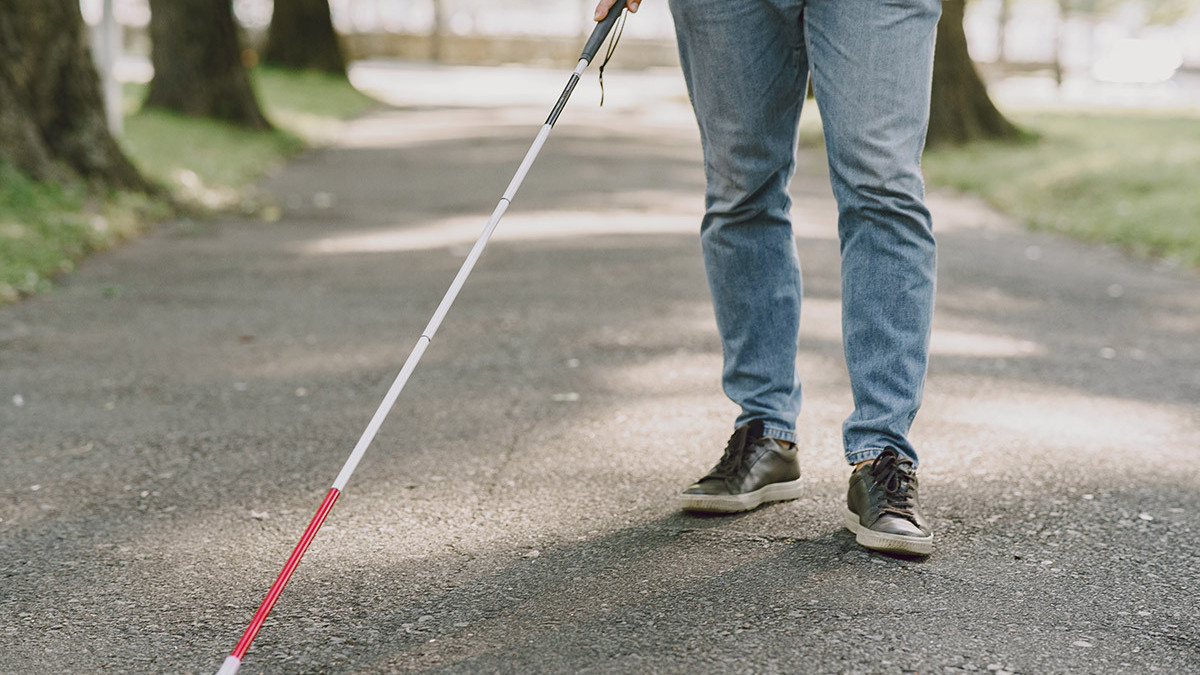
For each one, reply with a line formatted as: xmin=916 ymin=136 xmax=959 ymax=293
xmin=594 ymin=0 xmax=638 ymax=21
xmin=593 ymin=0 xmax=618 ymax=20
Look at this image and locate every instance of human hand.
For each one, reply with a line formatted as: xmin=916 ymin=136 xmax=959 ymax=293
xmin=593 ymin=0 xmax=640 ymax=21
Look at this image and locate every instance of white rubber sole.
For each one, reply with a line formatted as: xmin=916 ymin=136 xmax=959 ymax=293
xmin=844 ymin=507 xmax=933 ymax=556
xmin=679 ymin=478 xmax=804 ymax=514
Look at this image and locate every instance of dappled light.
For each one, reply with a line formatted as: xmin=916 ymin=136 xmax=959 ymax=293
xmin=934 ymin=387 xmax=1192 ymax=453
xmin=1093 ymin=39 xmax=1183 ymax=85
xmin=5 ymin=3 xmax=1200 ymax=671
xmin=930 ymin=331 xmax=1044 ymax=359
xmin=302 ymin=209 xmax=699 ymax=255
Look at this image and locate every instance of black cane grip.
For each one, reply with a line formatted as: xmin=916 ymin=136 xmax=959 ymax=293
xmin=581 ymin=4 xmax=625 ymax=63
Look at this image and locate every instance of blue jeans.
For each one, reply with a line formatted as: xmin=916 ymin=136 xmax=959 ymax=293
xmin=670 ymin=0 xmax=940 ymax=466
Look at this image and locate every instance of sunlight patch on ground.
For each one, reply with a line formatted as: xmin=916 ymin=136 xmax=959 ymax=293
xmin=935 ymin=388 xmax=1195 ymax=455
xmin=930 ymin=331 xmax=1045 ymax=358
xmin=789 ymin=195 xmax=840 ymax=239
xmin=349 ymin=60 xmax=690 ymax=112
xmin=926 ymin=193 xmax=1021 ymax=233
xmin=799 ymin=297 xmax=843 ymax=343
xmin=302 ymin=210 xmax=700 ymax=255
xmin=599 ymin=351 xmax=723 ymax=397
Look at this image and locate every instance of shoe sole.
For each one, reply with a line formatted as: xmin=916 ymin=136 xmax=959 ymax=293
xmin=843 ymin=507 xmax=933 ymax=556
xmin=679 ymin=478 xmax=804 ymax=514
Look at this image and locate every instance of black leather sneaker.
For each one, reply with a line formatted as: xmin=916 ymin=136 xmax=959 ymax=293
xmin=679 ymin=420 xmax=803 ymax=513
xmin=845 ymin=448 xmax=933 ymax=555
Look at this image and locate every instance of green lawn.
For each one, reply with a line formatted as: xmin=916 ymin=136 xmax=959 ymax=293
xmin=923 ymin=110 xmax=1200 ymax=268
xmin=0 ymin=67 xmax=376 ymax=303
xmin=0 ymin=165 xmax=168 ymax=300
xmin=121 ymin=67 xmax=376 ymax=209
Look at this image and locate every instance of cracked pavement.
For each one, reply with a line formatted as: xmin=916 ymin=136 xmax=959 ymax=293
xmin=1 ymin=63 xmax=1198 ymax=673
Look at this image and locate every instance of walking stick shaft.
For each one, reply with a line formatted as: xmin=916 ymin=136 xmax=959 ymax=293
xmin=215 ymin=10 xmax=627 ymax=674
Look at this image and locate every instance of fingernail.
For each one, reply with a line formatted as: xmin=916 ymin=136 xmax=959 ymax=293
xmin=630 ymin=1 xmax=639 ymax=10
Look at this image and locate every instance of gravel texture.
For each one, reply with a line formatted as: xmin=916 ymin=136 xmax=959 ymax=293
xmin=1 ymin=63 xmax=1197 ymax=674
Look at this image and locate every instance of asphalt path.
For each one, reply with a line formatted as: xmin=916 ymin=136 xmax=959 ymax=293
xmin=2 ymin=63 xmax=1198 ymax=674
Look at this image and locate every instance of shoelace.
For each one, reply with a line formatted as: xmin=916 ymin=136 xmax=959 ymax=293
xmin=869 ymin=451 xmax=918 ymax=520
xmin=709 ymin=427 xmax=750 ymax=478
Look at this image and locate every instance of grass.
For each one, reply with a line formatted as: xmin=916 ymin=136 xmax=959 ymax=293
xmin=0 ymin=164 xmax=168 ymax=301
xmin=122 ymin=66 xmax=376 ymax=209
xmin=0 ymin=67 xmax=376 ymax=303
xmin=252 ymin=67 xmax=379 ymax=133
xmin=922 ymin=110 xmax=1200 ymax=269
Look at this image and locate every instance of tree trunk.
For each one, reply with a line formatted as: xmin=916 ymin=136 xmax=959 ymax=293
xmin=0 ymin=0 xmax=150 ymax=191
xmin=997 ymin=0 xmax=1010 ymax=63
xmin=144 ymin=0 xmax=271 ymax=129
xmin=263 ymin=0 xmax=347 ymax=76
xmin=926 ymin=0 xmax=1021 ymax=148
xmin=431 ymin=0 xmax=445 ymax=62
xmin=1053 ymin=0 xmax=1068 ymax=87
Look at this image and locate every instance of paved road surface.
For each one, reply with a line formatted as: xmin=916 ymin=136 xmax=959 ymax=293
xmin=2 ymin=63 xmax=1198 ymax=674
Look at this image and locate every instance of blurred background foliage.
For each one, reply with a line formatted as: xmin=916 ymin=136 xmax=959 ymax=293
xmin=1 ymin=0 xmax=1198 ymax=304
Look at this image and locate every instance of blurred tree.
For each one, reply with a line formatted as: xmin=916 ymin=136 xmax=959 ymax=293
xmin=926 ymin=0 xmax=1021 ymax=147
xmin=264 ymin=0 xmax=347 ymax=76
xmin=996 ymin=0 xmax=1010 ymax=63
xmin=1143 ymin=0 xmax=1197 ymax=23
xmin=0 ymin=0 xmax=150 ymax=191
xmin=1055 ymin=0 xmax=1198 ymax=82
xmin=144 ymin=0 xmax=271 ymax=129
xmin=431 ymin=0 xmax=446 ymax=61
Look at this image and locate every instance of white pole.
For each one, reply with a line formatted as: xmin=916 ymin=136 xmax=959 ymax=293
xmin=214 ymin=7 xmax=627 ymax=667
xmin=100 ymin=0 xmax=123 ymax=136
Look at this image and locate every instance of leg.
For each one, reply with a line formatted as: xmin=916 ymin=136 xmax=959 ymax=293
xmin=804 ymin=0 xmax=941 ymax=467
xmin=670 ymin=0 xmax=807 ymax=443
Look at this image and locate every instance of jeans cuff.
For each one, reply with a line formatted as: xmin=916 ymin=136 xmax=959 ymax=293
xmin=762 ymin=426 xmax=797 ymax=444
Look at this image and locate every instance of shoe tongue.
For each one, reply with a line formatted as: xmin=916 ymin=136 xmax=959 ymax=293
xmin=745 ymin=419 xmax=765 ymax=440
